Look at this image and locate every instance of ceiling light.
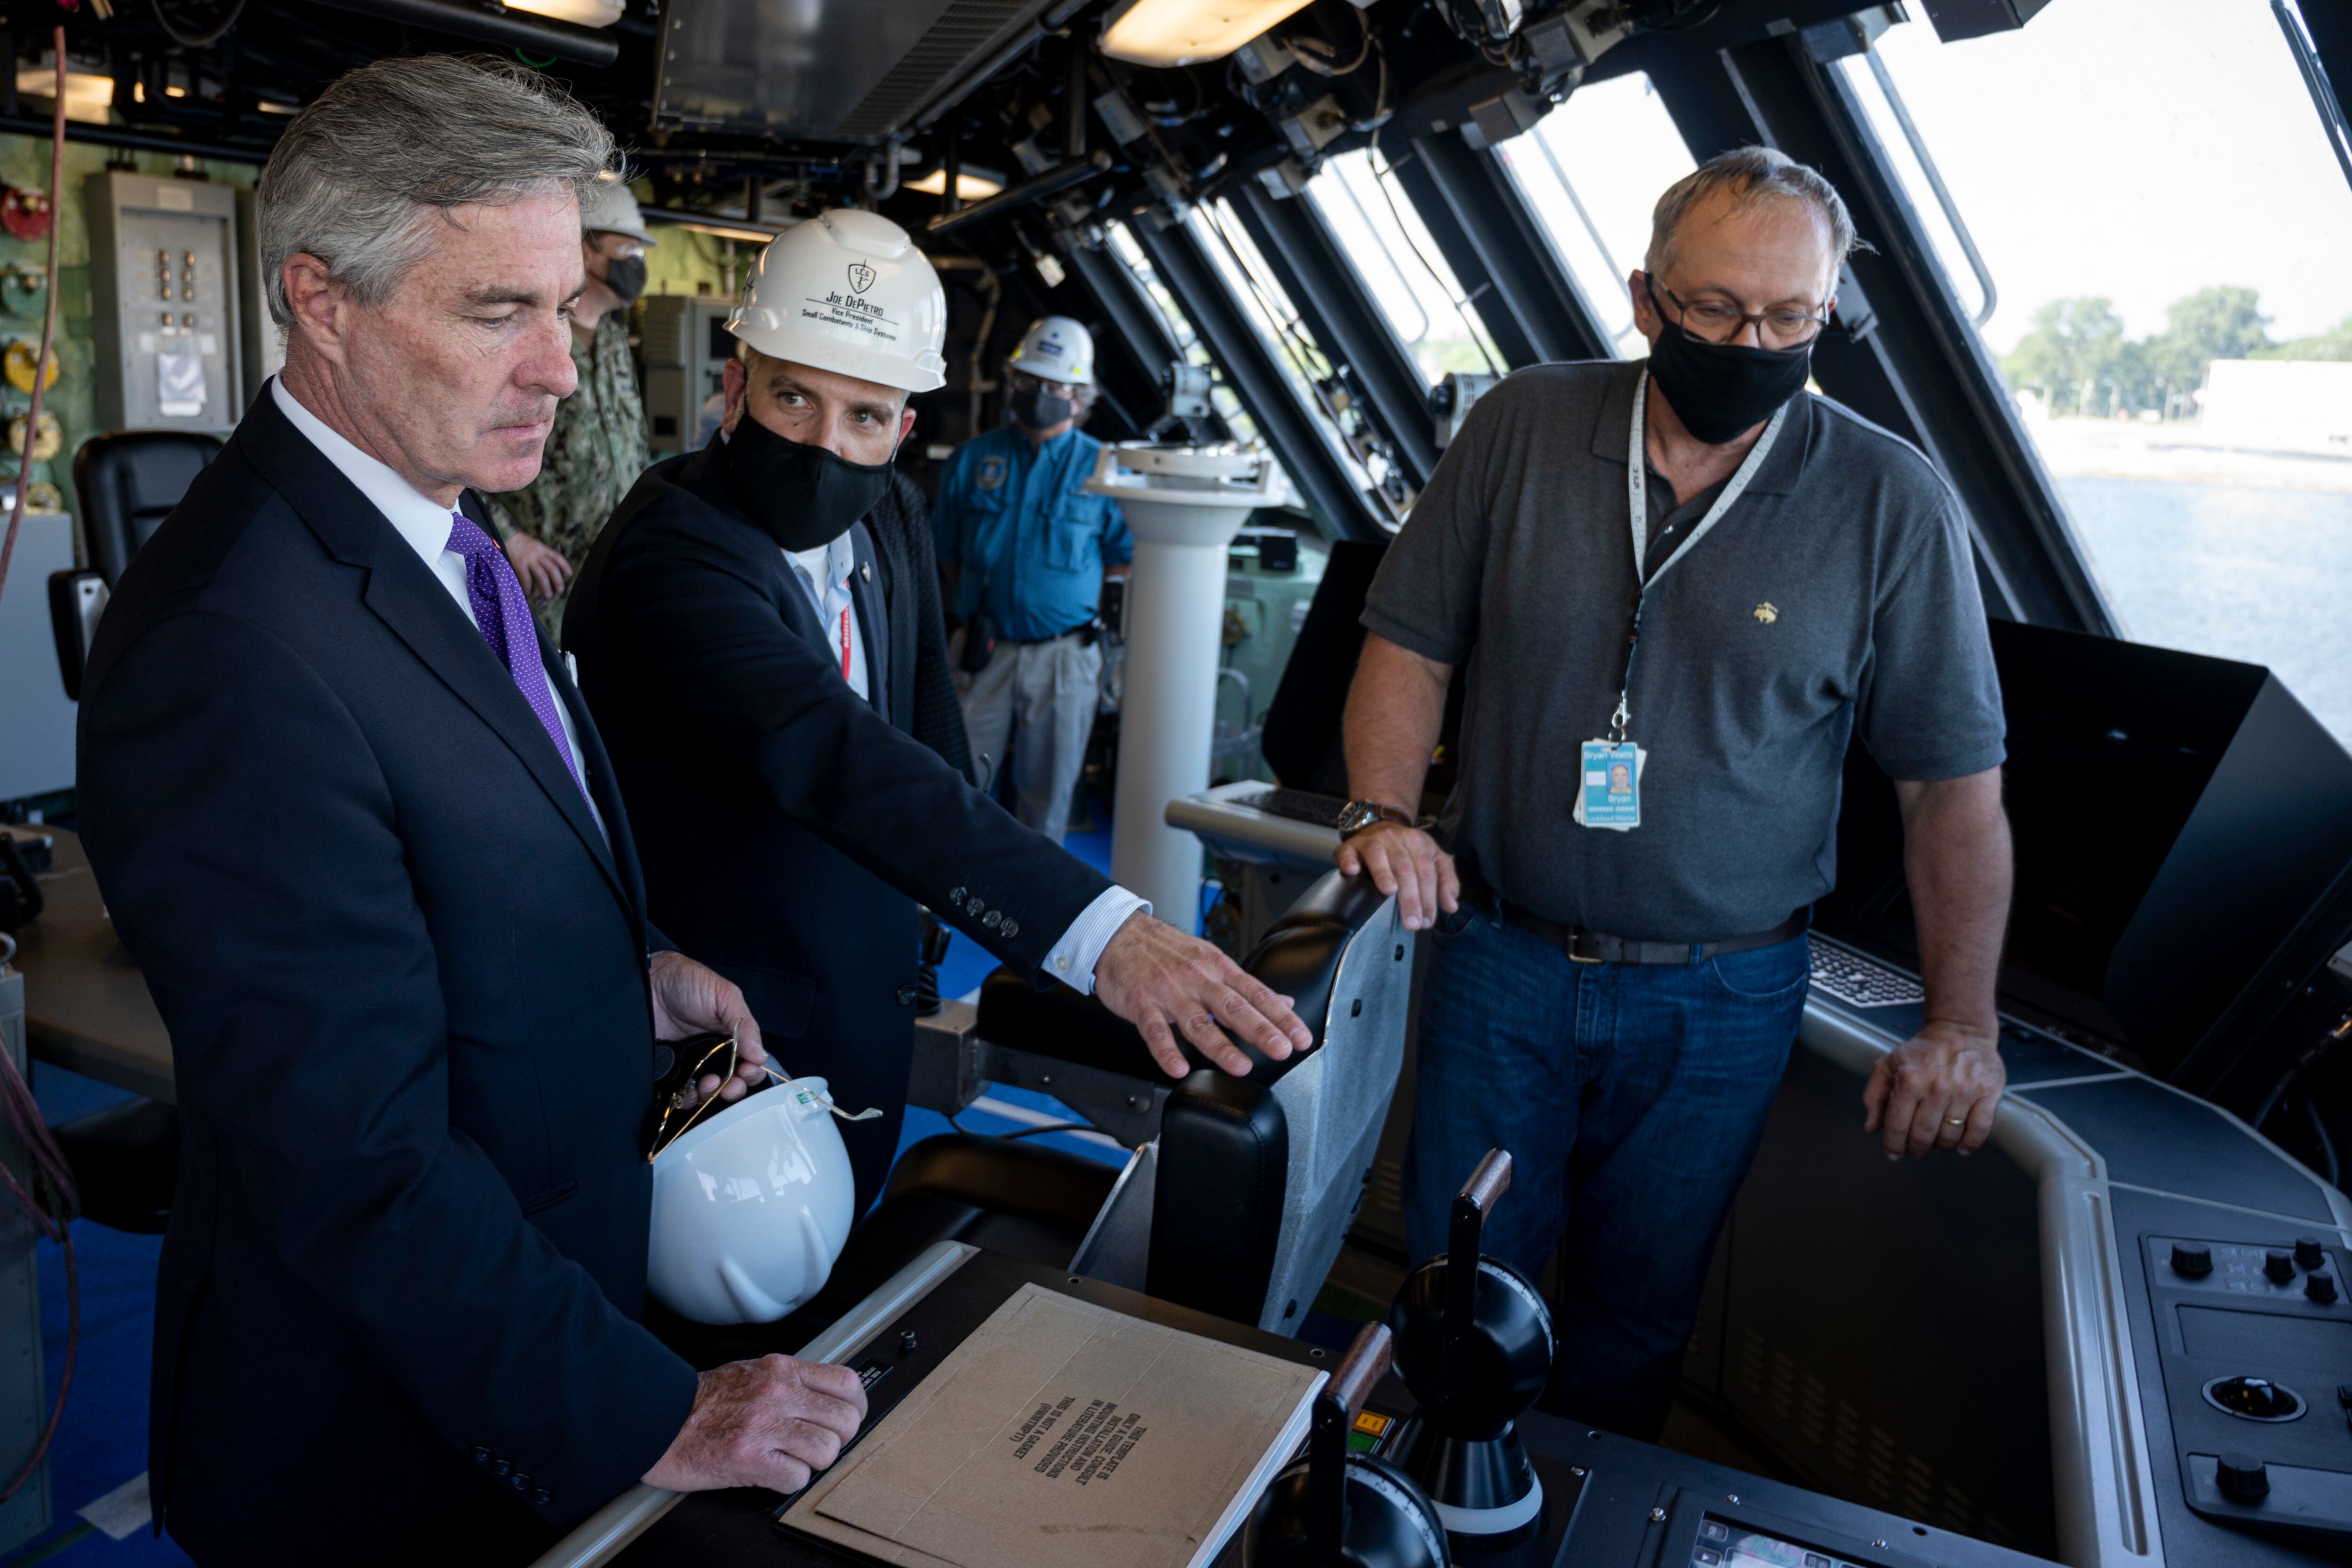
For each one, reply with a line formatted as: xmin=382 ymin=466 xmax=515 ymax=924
xmin=16 ymin=60 xmax=114 ymax=125
xmin=501 ymin=0 xmax=625 ymax=26
xmin=1099 ymin=0 xmax=1316 ymax=68
xmin=256 ymin=98 xmax=301 ymax=116
xmin=905 ymin=168 xmax=1006 ymax=201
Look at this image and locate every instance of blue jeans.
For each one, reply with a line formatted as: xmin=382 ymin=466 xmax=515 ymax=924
xmin=1403 ymin=910 xmax=1809 ymax=1441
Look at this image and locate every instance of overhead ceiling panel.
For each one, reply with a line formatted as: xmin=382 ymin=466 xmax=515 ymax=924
xmin=652 ymin=0 xmax=1058 ymax=145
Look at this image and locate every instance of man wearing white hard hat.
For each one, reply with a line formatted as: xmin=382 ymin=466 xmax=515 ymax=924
xmin=566 ymin=213 xmax=1310 ymax=1210
xmin=490 ymin=173 xmax=658 ymax=636
xmin=931 ymin=315 xmax=1130 ymax=844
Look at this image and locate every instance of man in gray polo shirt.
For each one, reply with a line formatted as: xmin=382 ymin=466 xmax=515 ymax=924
xmin=1333 ymin=147 xmax=2011 ymax=1441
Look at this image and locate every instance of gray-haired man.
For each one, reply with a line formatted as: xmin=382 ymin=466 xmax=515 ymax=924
xmin=75 ymin=57 xmax=861 ymax=1563
xmin=1334 ymin=147 xmax=2012 ymax=1439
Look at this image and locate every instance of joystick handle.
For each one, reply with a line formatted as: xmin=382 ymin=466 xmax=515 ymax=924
xmin=1445 ymin=1150 xmax=1513 ymax=1386
xmin=1309 ymin=1324 xmax=1395 ymax=1568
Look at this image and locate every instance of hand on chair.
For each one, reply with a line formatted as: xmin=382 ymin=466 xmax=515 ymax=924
xmin=1092 ymin=912 xmax=1312 ymax=1078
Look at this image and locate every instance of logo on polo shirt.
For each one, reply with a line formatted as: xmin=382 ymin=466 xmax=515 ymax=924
xmin=1753 ymin=602 xmax=1778 ymax=624
xmin=977 ymin=454 xmax=1006 ymax=491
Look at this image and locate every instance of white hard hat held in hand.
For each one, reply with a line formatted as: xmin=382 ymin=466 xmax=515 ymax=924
xmin=647 ymin=1072 xmax=862 ymax=1324
xmin=726 ymin=209 xmax=948 ymax=394
xmin=1009 ymin=315 xmax=1095 ymax=386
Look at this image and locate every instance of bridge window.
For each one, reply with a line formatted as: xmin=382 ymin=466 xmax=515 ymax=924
xmin=1105 ymin=220 xmax=1262 ymax=446
xmin=1307 ymin=147 xmax=1503 ymax=382
xmin=1494 ymin=70 xmax=1696 ymax=358
xmin=1841 ymin=5 xmax=2352 ymax=741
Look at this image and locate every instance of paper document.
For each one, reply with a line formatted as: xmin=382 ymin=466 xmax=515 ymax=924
xmin=783 ymin=1283 xmax=1325 ymax=1568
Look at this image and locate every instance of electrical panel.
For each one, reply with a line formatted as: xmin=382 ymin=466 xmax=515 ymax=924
xmin=637 ymin=294 xmax=737 ymax=454
xmin=86 ymin=172 xmax=243 ymax=435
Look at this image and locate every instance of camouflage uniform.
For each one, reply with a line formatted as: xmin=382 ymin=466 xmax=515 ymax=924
xmin=489 ymin=310 xmax=651 ymax=639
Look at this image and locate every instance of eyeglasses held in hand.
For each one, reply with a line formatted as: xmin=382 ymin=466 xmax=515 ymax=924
xmin=644 ymin=1032 xmax=883 ymax=1163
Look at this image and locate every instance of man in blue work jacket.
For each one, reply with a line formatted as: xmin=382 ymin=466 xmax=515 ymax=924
xmin=933 ymin=315 xmax=1132 ymax=843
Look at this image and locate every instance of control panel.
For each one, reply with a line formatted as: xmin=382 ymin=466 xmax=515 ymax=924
xmin=2145 ymin=1231 xmax=2352 ymax=1551
xmin=85 ymin=173 xmax=244 ymax=435
xmin=638 ymin=294 xmax=736 ymax=453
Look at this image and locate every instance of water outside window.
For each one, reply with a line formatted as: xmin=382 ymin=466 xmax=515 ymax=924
xmin=1495 ymin=71 xmax=1697 ymax=357
xmin=1838 ymin=0 xmax=2352 ymax=742
xmin=1306 ymin=147 xmax=1503 ymax=381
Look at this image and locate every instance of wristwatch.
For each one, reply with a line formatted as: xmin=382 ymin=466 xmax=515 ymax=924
xmin=1334 ymin=799 xmax=1416 ymax=838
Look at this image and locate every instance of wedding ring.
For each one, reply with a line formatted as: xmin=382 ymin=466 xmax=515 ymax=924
xmin=1945 ymin=1116 xmax=1967 ymax=1126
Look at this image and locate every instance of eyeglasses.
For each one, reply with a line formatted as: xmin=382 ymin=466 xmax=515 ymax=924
xmin=1647 ymin=273 xmax=1832 ymax=350
xmin=643 ymin=1032 xmax=886 ymax=1162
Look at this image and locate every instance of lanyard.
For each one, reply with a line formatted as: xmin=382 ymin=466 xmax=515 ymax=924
xmin=1609 ymin=367 xmax=1787 ymax=742
xmin=838 ymin=605 xmax=852 ymax=683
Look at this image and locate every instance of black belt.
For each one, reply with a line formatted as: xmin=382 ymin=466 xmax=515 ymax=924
xmin=1007 ymin=620 xmax=1100 ymax=647
xmin=1500 ymin=902 xmax=1809 ymax=966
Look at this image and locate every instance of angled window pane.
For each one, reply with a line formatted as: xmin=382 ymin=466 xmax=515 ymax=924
xmin=1495 ymin=71 xmax=1695 ymax=357
xmin=1305 ymin=147 xmax=1503 ymax=382
xmin=1106 ymin=220 xmax=1263 ymax=446
xmin=1838 ymin=3 xmax=2352 ymax=742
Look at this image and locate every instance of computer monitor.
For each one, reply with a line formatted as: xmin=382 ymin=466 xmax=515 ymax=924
xmin=1816 ymin=620 xmax=2352 ymax=1078
xmin=1259 ymin=539 xmax=1465 ymax=806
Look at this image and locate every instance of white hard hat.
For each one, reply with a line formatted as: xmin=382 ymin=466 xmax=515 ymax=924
xmin=1009 ymin=315 xmax=1095 ymax=386
xmin=580 ymin=175 xmax=657 ymax=246
xmin=647 ymin=1077 xmax=856 ymax=1325
xmin=726 ymin=209 xmax=947 ymax=394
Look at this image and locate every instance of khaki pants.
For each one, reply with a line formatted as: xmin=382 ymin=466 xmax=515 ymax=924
xmin=958 ymin=631 xmax=1102 ymax=844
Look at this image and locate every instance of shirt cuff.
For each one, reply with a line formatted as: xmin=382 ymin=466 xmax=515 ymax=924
xmin=1046 ymin=886 xmax=1151 ymax=995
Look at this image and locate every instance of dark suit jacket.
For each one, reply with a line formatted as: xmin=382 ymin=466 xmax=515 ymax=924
xmin=564 ymin=445 xmax=1111 ymax=1208
xmin=76 ymin=389 xmax=698 ymax=1566
xmin=870 ymin=469 xmax=975 ymax=785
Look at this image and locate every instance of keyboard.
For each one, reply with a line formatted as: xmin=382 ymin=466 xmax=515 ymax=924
xmin=1808 ymin=942 xmax=1924 ymax=1008
xmin=1237 ymin=787 xmax=1350 ymax=828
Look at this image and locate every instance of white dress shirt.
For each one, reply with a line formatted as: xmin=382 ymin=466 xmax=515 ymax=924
xmin=269 ymin=378 xmax=602 ymax=835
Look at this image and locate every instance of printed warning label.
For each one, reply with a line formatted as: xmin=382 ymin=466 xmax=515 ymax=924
xmin=1011 ymin=1395 xmax=1148 ymax=1486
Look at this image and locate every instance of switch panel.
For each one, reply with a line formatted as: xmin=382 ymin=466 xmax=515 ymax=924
xmin=2144 ymin=1231 xmax=2352 ymax=1552
xmin=86 ymin=173 xmax=244 ymax=435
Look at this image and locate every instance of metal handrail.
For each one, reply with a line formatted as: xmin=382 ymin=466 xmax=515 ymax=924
xmin=1863 ymin=47 xmax=1998 ymax=329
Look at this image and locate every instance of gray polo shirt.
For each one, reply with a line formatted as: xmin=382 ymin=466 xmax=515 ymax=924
xmin=1363 ymin=359 xmax=2004 ymax=942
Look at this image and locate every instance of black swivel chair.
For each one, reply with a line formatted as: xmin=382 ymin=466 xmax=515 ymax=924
xmin=653 ymin=869 xmax=1417 ymax=1365
xmin=48 ymin=429 xmax=220 ymax=699
xmin=44 ymin=431 xmax=217 ymax=1231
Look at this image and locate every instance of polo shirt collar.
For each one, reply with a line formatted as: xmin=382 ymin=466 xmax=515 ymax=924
xmin=1589 ymin=357 xmax=1813 ymax=498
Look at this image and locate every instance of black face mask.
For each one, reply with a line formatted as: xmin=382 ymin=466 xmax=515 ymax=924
xmin=723 ymin=415 xmax=894 ymax=551
xmin=601 ymin=254 xmax=648 ymax=306
xmin=1645 ymin=313 xmax=1814 ymax=445
xmin=1010 ymin=383 xmax=1074 ymax=431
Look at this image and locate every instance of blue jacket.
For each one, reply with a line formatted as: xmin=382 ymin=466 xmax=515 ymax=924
xmin=932 ymin=426 xmax=1132 ymax=642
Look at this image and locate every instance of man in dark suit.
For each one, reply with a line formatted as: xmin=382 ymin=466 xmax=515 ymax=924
xmin=74 ymin=58 xmax=865 ymax=1565
xmin=566 ymin=212 xmax=1310 ymax=1210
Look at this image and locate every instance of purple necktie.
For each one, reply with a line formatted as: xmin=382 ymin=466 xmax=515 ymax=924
xmin=444 ymin=514 xmax=591 ymax=808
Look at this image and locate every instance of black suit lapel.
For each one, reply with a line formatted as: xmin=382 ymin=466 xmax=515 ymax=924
xmin=231 ymin=390 xmax=631 ymax=915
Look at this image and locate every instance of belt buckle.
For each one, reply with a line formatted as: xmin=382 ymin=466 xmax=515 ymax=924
xmin=1567 ymin=931 xmax=1604 ymax=964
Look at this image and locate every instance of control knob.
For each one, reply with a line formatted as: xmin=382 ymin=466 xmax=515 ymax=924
xmin=2265 ymin=1250 xmax=2297 ymax=1284
xmin=2310 ymin=1271 xmax=2339 ymax=1304
xmin=2217 ymin=1452 xmax=2271 ymax=1504
xmin=2298 ymin=1237 xmax=2330 ymax=1271
xmin=2171 ymin=1242 xmax=2213 ymax=1278
xmin=2211 ymin=1376 xmax=2303 ymax=1420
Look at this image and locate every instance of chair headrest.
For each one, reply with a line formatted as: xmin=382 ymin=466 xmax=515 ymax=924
xmin=972 ymin=869 xmax=1386 ymax=1085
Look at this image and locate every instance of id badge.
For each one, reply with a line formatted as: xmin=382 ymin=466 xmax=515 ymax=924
xmin=1576 ymin=739 xmax=1645 ymax=832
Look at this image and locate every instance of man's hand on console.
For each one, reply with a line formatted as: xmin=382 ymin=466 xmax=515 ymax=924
xmin=1862 ymin=1019 xmax=2006 ymax=1160
xmin=1335 ymin=822 xmax=1459 ymax=933
xmin=642 ymin=1354 xmax=868 ymax=1494
xmin=649 ymin=950 xmax=769 ymax=1109
xmin=1092 ymin=912 xmax=1313 ymax=1079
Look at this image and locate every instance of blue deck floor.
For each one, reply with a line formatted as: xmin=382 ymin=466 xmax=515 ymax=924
xmin=2 ymin=803 xmax=1138 ymax=1565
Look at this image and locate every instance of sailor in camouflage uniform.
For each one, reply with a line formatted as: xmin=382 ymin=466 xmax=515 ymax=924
xmin=490 ymin=176 xmax=657 ymax=638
